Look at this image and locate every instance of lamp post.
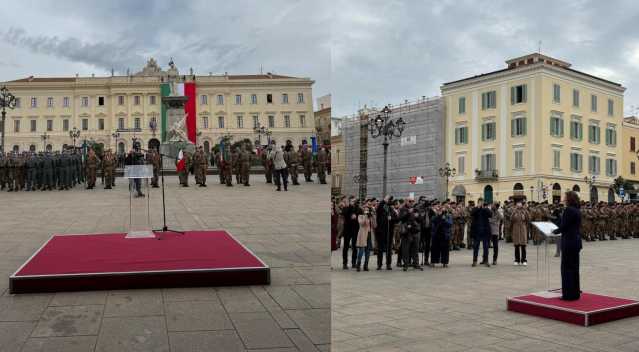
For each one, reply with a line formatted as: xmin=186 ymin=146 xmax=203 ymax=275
xmin=0 ymin=86 xmax=17 ymax=153
xmin=368 ymin=105 xmax=406 ymax=198
xmin=584 ymin=175 xmax=597 ymax=203
xmin=69 ymin=127 xmax=81 ymax=149
xmin=111 ymin=131 xmax=120 ymax=151
xmin=438 ymin=162 xmax=456 ymax=201
xmin=353 ymin=175 xmax=367 ymax=200
xmin=40 ymin=132 xmax=49 ymax=152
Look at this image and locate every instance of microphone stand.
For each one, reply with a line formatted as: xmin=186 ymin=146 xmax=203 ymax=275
xmin=141 ymin=148 xmax=185 ymax=240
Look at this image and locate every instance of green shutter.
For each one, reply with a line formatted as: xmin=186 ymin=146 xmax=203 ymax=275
xmin=511 ymin=119 xmax=516 ymax=137
xmin=511 ymin=87 xmax=515 ymax=105
xmin=522 ymin=85 xmax=527 ymax=103
xmin=522 ymin=118 xmax=527 ymax=136
xmin=559 ymin=119 xmax=564 ymax=137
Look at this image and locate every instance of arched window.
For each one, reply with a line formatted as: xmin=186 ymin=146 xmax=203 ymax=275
xmin=552 ymin=183 xmax=562 ymax=204
xmin=12 ymin=145 xmax=19 ymax=153
xmin=29 ymin=144 xmax=36 ymax=152
xmin=118 ymin=142 xmax=125 ymax=155
xmin=203 ymin=140 xmax=210 ymax=154
xmin=572 ymin=185 xmax=580 ymax=192
xmin=46 ymin=144 xmax=52 ymax=152
xmin=483 ymin=185 xmax=494 ymax=204
xmin=608 ymin=188 xmax=615 ymax=203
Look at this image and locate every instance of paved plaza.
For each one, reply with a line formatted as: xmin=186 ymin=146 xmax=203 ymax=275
xmin=332 ymin=239 xmax=639 ymax=352
xmin=0 ymin=176 xmax=329 ymax=352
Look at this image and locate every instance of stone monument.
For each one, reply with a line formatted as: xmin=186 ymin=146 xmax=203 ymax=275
xmin=160 ymin=58 xmax=194 ymax=165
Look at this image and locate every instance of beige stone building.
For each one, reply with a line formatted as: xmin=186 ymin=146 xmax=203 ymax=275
xmin=442 ymin=53 xmax=625 ymax=204
xmin=331 ymin=134 xmax=344 ymax=196
xmin=314 ymin=94 xmax=331 ymax=146
xmin=621 ymin=116 xmax=639 ymax=200
xmin=0 ymin=58 xmax=315 ymax=154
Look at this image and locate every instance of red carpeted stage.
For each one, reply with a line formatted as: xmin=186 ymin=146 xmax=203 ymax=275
xmin=508 ymin=291 xmax=639 ymax=326
xmin=10 ymin=231 xmax=270 ymax=294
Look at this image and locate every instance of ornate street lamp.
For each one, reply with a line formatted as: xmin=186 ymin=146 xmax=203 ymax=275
xmin=438 ymin=162 xmax=457 ymax=200
xmin=368 ymin=105 xmax=405 ymax=198
xmin=584 ymin=175 xmax=597 ymax=203
xmin=40 ymin=132 xmax=49 ymax=152
xmin=253 ymin=123 xmax=272 ymax=146
xmin=111 ymin=131 xmax=120 ymax=151
xmin=0 ymin=86 xmax=17 ymax=153
xmin=353 ymin=175 xmax=368 ymax=201
xmin=69 ymin=127 xmax=81 ymax=148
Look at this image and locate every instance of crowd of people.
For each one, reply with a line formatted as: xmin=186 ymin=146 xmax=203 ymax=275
xmin=331 ymin=194 xmax=639 ymax=272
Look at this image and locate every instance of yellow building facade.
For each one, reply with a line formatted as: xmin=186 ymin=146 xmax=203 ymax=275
xmin=442 ymin=53 xmax=625 ymax=204
xmin=621 ymin=116 xmax=639 ymax=188
xmin=0 ymin=58 xmax=315 ymax=154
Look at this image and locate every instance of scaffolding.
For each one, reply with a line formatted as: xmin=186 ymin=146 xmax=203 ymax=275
xmin=342 ymin=96 xmax=446 ymax=200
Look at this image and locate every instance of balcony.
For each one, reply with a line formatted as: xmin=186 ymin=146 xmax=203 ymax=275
xmin=475 ymin=169 xmax=499 ymax=182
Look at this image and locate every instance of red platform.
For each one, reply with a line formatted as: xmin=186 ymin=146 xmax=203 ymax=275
xmin=10 ymin=231 xmax=270 ymax=293
xmin=507 ymin=291 xmax=639 ymax=326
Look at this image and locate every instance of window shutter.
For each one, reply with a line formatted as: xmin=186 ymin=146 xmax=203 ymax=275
xmin=522 ymin=85 xmax=527 ymax=103
xmin=481 ymin=124 xmax=485 ymax=141
xmin=559 ymin=119 xmax=564 ymax=137
xmin=522 ymin=118 xmax=527 ymax=136
xmin=511 ymin=87 xmax=515 ymax=105
xmin=511 ymin=119 xmax=516 ymax=137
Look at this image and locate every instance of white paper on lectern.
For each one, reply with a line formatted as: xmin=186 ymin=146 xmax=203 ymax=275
xmin=532 ymin=221 xmax=561 ymax=237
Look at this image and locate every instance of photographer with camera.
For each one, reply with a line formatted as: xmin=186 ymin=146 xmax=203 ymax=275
xmin=430 ymin=203 xmax=452 ymax=268
xmin=398 ymin=197 xmax=423 ymax=271
xmin=355 ymin=199 xmax=376 ymax=271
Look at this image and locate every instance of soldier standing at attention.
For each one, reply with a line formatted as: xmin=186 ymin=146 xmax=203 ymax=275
xmin=86 ymin=148 xmax=98 ymax=189
xmin=192 ymin=147 xmax=203 ymax=185
xmin=148 ymin=149 xmax=161 ymax=188
xmin=261 ymin=146 xmax=273 ymax=184
xmin=230 ymin=147 xmax=240 ymax=185
xmin=222 ymin=146 xmax=233 ymax=187
xmin=287 ymin=143 xmax=300 ymax=186
xmin=102 ymin=149 xmax=116 ymax=189
xmin=26 ymin=152 xmax=37 ymax=191
xmin=15 ymin=153 xmax=26 ymax=191
xmin=465 ymin=201 xmax=475 ymax=250
xmin=197 ymin=146 xmax=208 ymax=187
xmin=317 ymin=147 xmax=328 ymax=184
xmin=0 ymin=152 xmax=6 ymax=190
xmin=177 ymin=151 xmax=191 ymax=187
xmin=301 ymin=142 xmax=313 ymax=182
xmin=239 ymin=144 xmax=251 ymax=186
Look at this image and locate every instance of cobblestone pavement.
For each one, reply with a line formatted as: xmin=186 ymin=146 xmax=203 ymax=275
xmin=332 ymin=239 xmax=639 ymax=352
xmin=0 ymin=175 xmax=329 ymax=352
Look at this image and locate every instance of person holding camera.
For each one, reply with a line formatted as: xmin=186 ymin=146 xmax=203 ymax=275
xmin=430 ymin=203 xmax=452 ymax=268
xmin=356 ymin=200 xmax=376 ymax=271
xmin=398 ymin=198 xmax=423 ymax=271
xmin=375 ymin=195 xmax=394 ymax=270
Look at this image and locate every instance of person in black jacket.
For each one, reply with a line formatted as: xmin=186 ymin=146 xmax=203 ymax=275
xmin=341 ymin=197 xmax=361 ymax=270
xmin=398 ymin=198 xmax=423 ymax=271
xmin=471 ymin=198 xmax=492 ymax=267
xmin=552 ymin=191 xmax=582 ymax=301
xmin=430 ymin=204 xmax=452 ymax=268
xmin=375 ymin=196 xmax=394 ymax=270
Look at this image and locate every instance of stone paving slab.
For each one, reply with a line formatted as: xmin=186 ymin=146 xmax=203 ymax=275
xmin=332 ymin=239 xmax=639 ymax=352
xmin=0 ymin=176 xmax=329 ymax=351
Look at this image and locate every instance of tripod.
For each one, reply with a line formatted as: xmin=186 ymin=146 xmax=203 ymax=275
xmin=144 ymin=148 xmax=184 ymax=239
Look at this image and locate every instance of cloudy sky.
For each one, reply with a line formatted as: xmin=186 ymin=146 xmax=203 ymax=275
xmin=332 ymin=0 xmax=639 ymax=117
xmin=2 ymin=1 xmax=639 ymax=116
xmin=0 ymin=0 xmax=331 ymax=108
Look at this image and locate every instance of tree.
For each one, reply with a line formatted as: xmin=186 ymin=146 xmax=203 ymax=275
xmin=612 ymin=176 xmax=633 ymax=196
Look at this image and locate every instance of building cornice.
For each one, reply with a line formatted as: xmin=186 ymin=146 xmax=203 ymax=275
xmin=441 ymin=62 xmax=625 ymax=94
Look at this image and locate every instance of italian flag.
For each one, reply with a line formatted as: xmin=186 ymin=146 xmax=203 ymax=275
xmin=176 ymin=149 xmax=186 ymax=172
xmin=160 ymin=81 xmax=197 ymax=143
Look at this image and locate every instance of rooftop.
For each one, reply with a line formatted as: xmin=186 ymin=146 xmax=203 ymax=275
xmin=442 ymin=53 xmax=623 ymax=88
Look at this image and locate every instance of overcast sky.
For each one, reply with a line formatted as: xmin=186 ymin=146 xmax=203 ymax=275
xmin=332 ymin=0 xmax=639 ymax=117
xmin=2 ymin=1 xmax=639 ymax=117
xmin=0 ymin=0 xmax=331 ymax=109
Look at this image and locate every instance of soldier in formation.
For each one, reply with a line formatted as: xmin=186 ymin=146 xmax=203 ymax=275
xmin=193 ymin=146 xmax=208 ymax=187
xmin=239 ymin=144 xmax=252 ymax=186
xmin=0 ymin=150 xmax=84 ymax=192
xmin=102 ymin=149 xmax=117 ymax=189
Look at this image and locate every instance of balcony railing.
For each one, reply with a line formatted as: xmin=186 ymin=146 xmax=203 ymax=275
xmin=475 ymin=169 xmax=499 ymax=181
